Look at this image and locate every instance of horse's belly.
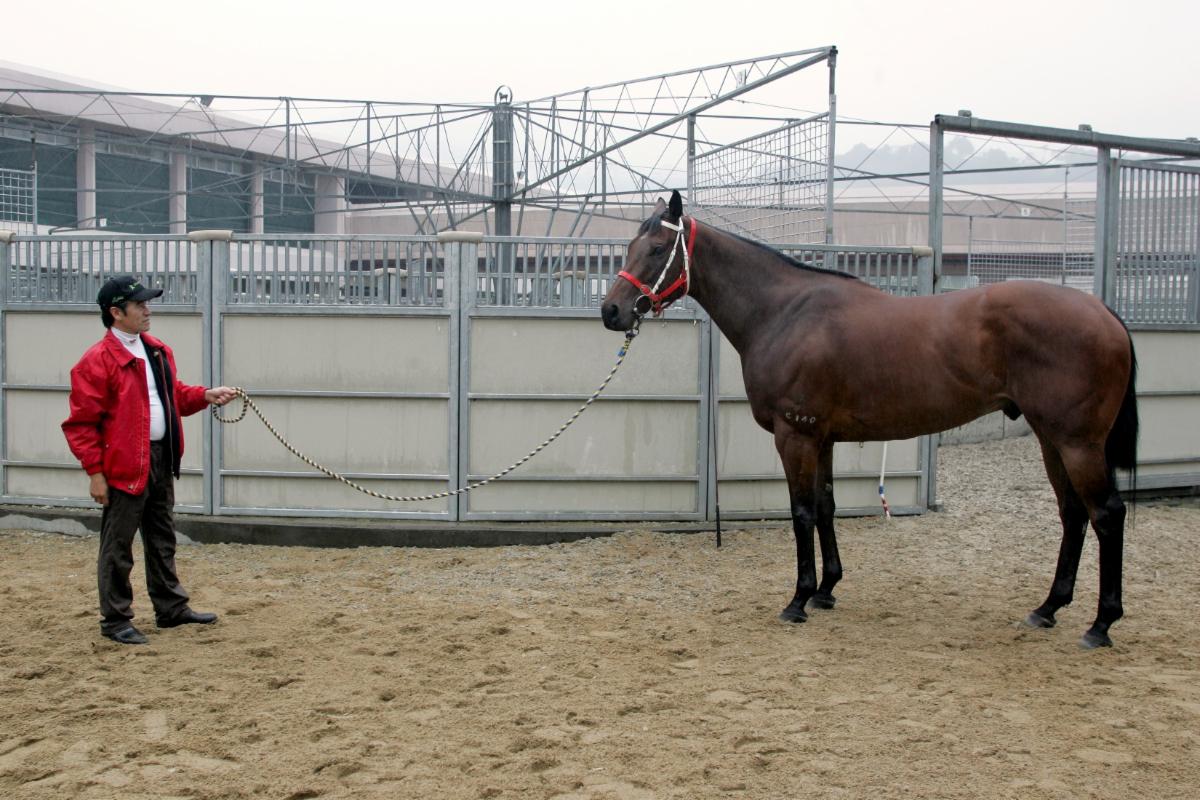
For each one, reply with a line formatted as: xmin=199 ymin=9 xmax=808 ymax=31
xmin=832 ymin=391 xmax=1002 ymax=442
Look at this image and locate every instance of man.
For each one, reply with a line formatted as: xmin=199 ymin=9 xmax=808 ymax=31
xmin=62 ymin=275 xmax=237 ymax=645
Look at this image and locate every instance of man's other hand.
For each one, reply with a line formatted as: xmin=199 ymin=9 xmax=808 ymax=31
xmin=89 ymin=473 xmax=109 ymax=506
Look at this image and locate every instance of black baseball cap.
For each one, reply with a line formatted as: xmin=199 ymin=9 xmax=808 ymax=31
xmin=97 ymin=275 xmax=163 ymax=310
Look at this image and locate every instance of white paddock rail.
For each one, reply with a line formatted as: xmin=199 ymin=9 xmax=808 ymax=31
xmin=0 ymin=229 xmax=934 ymax=522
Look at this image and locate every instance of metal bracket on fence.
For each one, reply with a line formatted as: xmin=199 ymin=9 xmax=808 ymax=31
xmin=188 ymin=230 xmax=235 ymax=242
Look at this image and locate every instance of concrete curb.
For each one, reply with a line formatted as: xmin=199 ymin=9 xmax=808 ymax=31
xmin=0 ymin=504 xmax=751 ymax=549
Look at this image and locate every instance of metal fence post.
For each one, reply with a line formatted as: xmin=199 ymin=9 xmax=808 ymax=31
xmin=699 ymin=311 xmax=719 ymax=521
xmin=825 ymin=47 xmax=837 ymax=245
xmin=686 ymin=114 xmax=696 ymax=203
xmin=1093 ymin=149 xmax=1119 ymax=307
xmin=928 ymin=119 xmax=945 ymax=291
xmin=915 ymin=246 xmax=936 ymax=297
xmin=439 ymin=230 xmax=481 ymax=521
xmin=926 ymin=120 xmax=946 ymax=514
xmin=0 ymin=231 xmax=12 ymax=499
xmin=188 ymin=229 xmax=233 ymax=516
xmin=911 ymin=246 xmax=939 ymax=511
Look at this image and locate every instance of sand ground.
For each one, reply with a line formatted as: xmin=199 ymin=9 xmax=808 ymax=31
xmin=2 ymin=435 xmax=1198 ymax=799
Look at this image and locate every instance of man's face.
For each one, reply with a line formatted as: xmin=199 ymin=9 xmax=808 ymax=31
xmin=111 ymin=300 xmax=151 ymax=334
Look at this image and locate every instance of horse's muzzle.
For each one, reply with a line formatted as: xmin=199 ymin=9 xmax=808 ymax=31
xmin=601 ymin=302 xmax=627 ymax=331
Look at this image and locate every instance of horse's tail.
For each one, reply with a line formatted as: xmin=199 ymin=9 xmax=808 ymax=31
xmin=1104 ymin=311 xmax=1139 ymax=498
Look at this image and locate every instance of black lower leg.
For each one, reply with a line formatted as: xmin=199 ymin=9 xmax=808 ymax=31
xmin=1082 ymin=494 xmax=1126 ymax=649
xmin=812 ymin=477 xmax=841 ymax=610
xmin=1028 ymin=494 xmax=1088 ymax=628
xmin=780 ymin=504 xmax=817 ymax=624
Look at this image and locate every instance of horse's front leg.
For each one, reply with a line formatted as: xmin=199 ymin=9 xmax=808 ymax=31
xmin=810 ymin=441 xmax=841 ymax=610
xmin=776 ymin=429 xmax=821 ymax=623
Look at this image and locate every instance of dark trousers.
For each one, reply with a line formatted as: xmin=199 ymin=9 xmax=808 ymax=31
xmin=97 ymin=441 xmax=190 ymax=633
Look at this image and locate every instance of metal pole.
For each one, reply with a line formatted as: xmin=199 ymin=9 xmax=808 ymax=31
xmin=448 ymin=238 xmax=463 ymax=520
xmin=1094 ymin=148 xmax=1118 ymax=305
xmin=686 ymin=115 xmax=696 ymax=204
xmin=825 ymin=48 xmax=838 ymax=244
xmin=928 ymin=120 xmax=945 ymax=293
xmin=967 ymin=215 xmax=974 ymax=281
xmin=491 ymin=89 xmax=514 ymax=237
xmin=0 ymin=231 xmax=10 ymax=499
xmin=204 ymin=236 xmax=218 ymax=516
xmin=492 ymin=89 xmax=514 ymax=292
xmin=438 ymin=229 xmax=483 ymax=520
xmin=924 ymin=120 xmax=947 ymax=513
xmin=31 ymin=162 xmax=38 ymax=232
xmin=1062 ymin=167 xmax=1069 ymax=285
xmin=192 ymin=230 xmax=234 ymax=516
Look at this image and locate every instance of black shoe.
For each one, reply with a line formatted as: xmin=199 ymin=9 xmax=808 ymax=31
xmin=104 ymin=624 xmax=149 ymax=645
xmin=156 ymin=608 xmax=218 ymax=628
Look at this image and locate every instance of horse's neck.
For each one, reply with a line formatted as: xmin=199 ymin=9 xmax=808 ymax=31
xmin=688 ymin=231 xmax=812 ymax=353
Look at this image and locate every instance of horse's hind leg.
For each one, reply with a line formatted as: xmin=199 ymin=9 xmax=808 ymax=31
xmin=1057 ymin=443 xmax=1126 ymax=648
xmin=810 ymin=441 xmax=841 ymax=611
xmin=1027 ymin=436 xmax=1089 ymax=629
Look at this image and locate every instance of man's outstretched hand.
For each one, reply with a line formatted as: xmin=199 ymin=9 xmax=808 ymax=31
xmin=205 ymin=386 xmax=238 ymax=406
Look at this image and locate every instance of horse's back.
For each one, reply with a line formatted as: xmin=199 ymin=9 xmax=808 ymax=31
xmin=977 ymin=281 xmax=1128 ymax=360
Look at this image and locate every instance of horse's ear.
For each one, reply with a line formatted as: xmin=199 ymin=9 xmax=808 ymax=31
xmin=653 ymin=196 xmax=667 ymax=216
xmin=668 ymin=190 xmax=683 ymax=221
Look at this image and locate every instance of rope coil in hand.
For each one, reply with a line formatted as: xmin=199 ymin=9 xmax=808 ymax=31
xmin=212 ymin=332 xmax=637 ymax=502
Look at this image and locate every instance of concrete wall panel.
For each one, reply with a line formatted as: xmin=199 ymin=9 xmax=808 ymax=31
xmin=222 ymin=476 xmax=448 ymax=514
xmin=468 ymin=400 xmax=697 ymax=476
xmin=223 ymin=315 xmax=449 ymax=392
xmin=470 ymin=317 xmax=699 ymax=395
xmin=221 ymin=397 xmax=448 ymax=473
xmin=7 ymin=466 xmax=203 ymax=506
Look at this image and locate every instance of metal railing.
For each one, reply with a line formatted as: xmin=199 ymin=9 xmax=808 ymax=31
xmin=6 ymin=234 xmax=199 ymax=303
xmin=1114 ymin=162 xmax=1200 ymax=325
xmin=477 ymin=237 xmax=630 ymax=308
xmin=226 ymin=235 xmax=446 ymax=307
xmin=779 ymin=243 xmax=928 ymax=296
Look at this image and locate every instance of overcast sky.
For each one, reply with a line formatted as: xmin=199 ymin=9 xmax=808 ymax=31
xmin=4 ymin=0 xmax=1197 ymax=146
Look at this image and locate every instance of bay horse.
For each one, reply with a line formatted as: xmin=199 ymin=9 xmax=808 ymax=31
xmin=601 ymin=191 xmax=1138 ymax=648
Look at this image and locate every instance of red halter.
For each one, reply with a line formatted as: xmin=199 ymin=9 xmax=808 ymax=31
xmin=617 ymin=216 xmax=699 ymax=317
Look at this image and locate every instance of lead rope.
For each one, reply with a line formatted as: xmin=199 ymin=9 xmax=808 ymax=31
xmin=212 ymin=330 xmax=637 ymax=502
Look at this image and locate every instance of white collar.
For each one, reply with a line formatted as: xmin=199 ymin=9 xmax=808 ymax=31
xmin=112 ymin=328 xmax=141 ymax=347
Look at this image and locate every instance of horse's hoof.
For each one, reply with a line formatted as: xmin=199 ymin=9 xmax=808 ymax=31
xmin=1080 ymin=629 xmax=1113 ymax=649
xmin=779 ymin=605 xmax=808 ymax=624
xmin=1024 ymin=611 xmax=1056 ymax=629
xmin=808 ymin=593 xmax=836 ymax=610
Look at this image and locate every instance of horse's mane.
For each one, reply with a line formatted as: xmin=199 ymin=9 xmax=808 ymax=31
xmin=638 ymin=213 xmax=856 ymax=281
xmin=727 ymin=231 xmax=859 ymax=281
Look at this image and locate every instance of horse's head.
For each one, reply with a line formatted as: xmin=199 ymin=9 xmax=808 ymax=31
xmin=601 ymin=190 xmax=690 ymax=332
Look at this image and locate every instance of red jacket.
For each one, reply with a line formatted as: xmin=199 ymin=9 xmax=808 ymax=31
xmin=62 ymin=331 xmax=209 ymax=496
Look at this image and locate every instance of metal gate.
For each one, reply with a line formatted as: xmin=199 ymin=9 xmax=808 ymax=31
xmin=1112 ymin=160 xmax=1200 ymax=324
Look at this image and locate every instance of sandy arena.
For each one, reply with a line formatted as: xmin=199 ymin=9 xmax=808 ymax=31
xmin=1 ymin=435 xmax=1198 ymax=799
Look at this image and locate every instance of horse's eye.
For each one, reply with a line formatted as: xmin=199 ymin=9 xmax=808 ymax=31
xmin=650 ymin=245 xmax=664 ymax=256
